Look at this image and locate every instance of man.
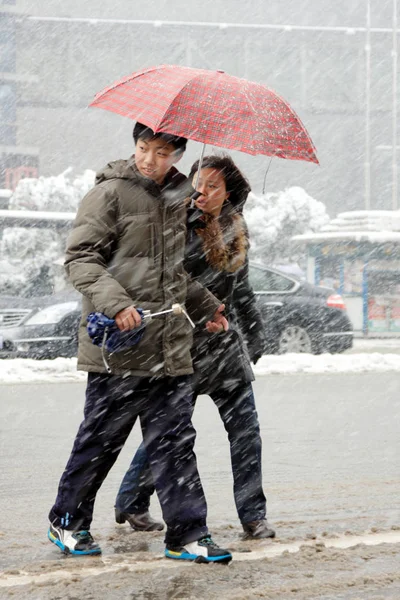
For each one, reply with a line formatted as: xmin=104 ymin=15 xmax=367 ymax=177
xmin=48 ymin=122 xmax=232 ymax=564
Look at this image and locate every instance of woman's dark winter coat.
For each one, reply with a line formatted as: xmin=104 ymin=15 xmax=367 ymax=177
xmin=185 ymin=203 xmax=266 ymax=394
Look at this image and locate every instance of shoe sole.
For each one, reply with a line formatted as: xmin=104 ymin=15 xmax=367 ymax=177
xmin=129 ymin=523 xmax=164 ymax=532
xmin=165 ymin=549 xmax=232 ymax=563
xmin=48 ymin=529 xmax=102 ymax=556
xmin=242 ymin=531 xmax=276 ymax=540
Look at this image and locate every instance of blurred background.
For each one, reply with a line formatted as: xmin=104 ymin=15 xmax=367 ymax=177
xmin=1 ymin=0 xmax=399 ymax=215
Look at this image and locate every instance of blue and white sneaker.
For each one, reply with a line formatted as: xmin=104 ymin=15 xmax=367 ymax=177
xmin=48 ymin=523 xmax=101 ymax=555
xmin=165 ymin=536 xmax=232 ymax=563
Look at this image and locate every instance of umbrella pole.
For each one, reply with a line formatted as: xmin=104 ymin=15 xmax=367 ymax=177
xmin=190 ymin=143 xmax=206 ymax=207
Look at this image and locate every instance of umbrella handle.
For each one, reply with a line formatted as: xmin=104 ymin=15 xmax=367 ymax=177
xmin=143 ymin=304 xmax=195 ymax=328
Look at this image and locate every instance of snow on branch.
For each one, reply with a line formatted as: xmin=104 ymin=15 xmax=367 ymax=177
xmin=244 ymin=186 xmax=330 ymax=265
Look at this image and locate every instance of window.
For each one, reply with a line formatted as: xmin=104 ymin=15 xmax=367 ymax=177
xmin=249 ymin=266 xmax=295 ymax=293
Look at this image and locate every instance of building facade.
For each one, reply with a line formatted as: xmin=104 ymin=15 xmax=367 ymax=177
xmin=0 ymin=0 xmax=38 ymax=191
xmin=293 ymin=211 xmax=400 ymax=336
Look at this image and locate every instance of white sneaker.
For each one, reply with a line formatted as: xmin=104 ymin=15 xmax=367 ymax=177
xmin=165 ymin=536 xmax=232 ymax=563
xmin=48 ymin=523 xmax=101 ymax=555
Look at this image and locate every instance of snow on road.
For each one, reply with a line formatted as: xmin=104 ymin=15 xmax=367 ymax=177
xmin=1 ymin=349 xmax=400 ymax=383
xmin=1 ymin=531 xmax=399 ymax=589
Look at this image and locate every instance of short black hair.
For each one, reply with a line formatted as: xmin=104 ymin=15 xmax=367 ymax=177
xmin=189 ymin=154 xmax=251 ymax=211
xmin=133 ymin=122 xmax=187 ymax=154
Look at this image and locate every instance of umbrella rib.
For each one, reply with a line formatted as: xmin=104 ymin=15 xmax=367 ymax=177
xmin=271 ymin=87 xmax=318 ymax=161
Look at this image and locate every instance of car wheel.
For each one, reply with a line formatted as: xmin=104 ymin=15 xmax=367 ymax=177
xmin=277 ymin=324 xmax=315 ymax=354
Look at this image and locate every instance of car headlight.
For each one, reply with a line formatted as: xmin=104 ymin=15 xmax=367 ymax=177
xmin=25 ymin=301 xmax=79 ymax=325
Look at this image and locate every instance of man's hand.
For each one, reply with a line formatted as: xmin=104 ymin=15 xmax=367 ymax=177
xmin=205 ymin=304 xmax=229 ymax=333
xmin=115 ymin=306 xmax=142 ymax=331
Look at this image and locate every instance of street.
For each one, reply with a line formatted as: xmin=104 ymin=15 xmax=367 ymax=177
xmin=0 ymin=371 xmax=400 ymax=598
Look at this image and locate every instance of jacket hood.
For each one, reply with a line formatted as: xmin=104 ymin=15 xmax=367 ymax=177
xmin=95 ymin=158 xmax=136 ymax=185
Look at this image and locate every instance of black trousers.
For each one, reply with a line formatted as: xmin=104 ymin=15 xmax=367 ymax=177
xmin=116 ymin=382 xmax=267 ymax=524
xmin=49 ymin=373 xmax=208 ymax=546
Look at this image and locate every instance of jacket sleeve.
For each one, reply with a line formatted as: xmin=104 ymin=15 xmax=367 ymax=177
xmin=185 ymin=275 xmax=221 ymax=325
xmin=232 ymin=257 xmax=266 ymax=361
xmin=64 ymin=184 xmax=134 ymax=319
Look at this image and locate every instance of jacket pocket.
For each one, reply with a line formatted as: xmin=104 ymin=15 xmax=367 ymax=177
xmin=120 ymin=215 xmax=156 ymax=260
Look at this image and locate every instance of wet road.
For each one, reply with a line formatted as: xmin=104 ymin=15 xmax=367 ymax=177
xmin=1 ymin=371 xmax=399 ymax=575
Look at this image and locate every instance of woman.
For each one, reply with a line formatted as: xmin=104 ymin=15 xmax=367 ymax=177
xmin=115 ymin=155 xmax=275 ymax=539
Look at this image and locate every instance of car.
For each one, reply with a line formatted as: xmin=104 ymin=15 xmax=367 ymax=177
xmin=248 ymin=262 xmax=353 ymax=354
xmin=0 ymin=264 xmax=353 ymax=359
xmin=0 ymin=290 xmax=81 ymax=359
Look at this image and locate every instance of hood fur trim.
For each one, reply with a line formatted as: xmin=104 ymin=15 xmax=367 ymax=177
xmin=196 ymin=213 xmax=248 ymax=273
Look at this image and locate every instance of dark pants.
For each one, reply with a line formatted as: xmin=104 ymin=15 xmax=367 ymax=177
xmin=49 ymin=373 xmax=208 ymax=547
xmin=116 ymin=382 xmax=267 ymax=524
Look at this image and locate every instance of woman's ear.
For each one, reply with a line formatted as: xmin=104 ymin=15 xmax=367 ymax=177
xmin=225 ymin=191 xmax=230 ymax=200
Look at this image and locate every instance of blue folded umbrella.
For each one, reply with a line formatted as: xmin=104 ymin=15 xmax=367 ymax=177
xmin=87 ymin=309 xmax=146 ymax=353
xmin=86 ymin=303 xmax=194 ymax=374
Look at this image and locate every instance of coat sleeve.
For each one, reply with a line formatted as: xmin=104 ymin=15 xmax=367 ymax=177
xmin=64 ymin=184 xmax=134 ymax=319
xmin=185 ymin=275 xmax=221 ymax=325
xmin=232 ymin=257 xmax=266 ymax=361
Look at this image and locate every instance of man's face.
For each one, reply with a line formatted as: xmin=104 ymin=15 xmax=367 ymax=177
xmin=135 ymin=137 xmax=181 ymax=184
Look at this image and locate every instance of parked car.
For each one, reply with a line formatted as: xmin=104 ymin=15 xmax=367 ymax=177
xmin=0 ymin=290 xmax=81 ymax=359
xmin=249 ymin=262 xmax=353 ymax=354
xmin=0 ymin=264 xmax=353 ymax=359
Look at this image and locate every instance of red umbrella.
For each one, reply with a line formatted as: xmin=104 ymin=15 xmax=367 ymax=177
xmin=89 ymin=64 xmax=318 ymax=164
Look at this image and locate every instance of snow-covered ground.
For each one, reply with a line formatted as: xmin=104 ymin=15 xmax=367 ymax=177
xmin=2 ymin=339 xmax=400 ymax=383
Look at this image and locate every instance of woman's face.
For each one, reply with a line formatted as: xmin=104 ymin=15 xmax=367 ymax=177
xmin=192 ymin=167 xmax=230 ymax=217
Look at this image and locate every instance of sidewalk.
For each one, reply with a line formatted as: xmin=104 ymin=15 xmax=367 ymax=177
xmin=346 ymin=337 xmax=400 ymax=354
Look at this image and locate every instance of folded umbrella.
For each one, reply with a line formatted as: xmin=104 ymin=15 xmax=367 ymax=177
xmin=87 ymin=309 xmax=147 ymax=354
xmin=87 ymin=304 xmax=195 ymax=373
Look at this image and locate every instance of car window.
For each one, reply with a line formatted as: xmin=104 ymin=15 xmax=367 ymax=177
xmin=249 ymin=266 xmax=296 ymax=292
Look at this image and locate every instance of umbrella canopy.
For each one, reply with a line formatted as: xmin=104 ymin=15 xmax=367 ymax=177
xmin=90 ymin=64 xmax=318 ymax=164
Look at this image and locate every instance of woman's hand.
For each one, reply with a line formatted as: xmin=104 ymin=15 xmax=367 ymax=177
xmin=205 ymin=304 xmax=229 ymax=333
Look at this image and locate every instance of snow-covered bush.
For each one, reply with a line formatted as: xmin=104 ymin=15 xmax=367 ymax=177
xmin=0 ymin=228 xmax=62 ymax=296
xmin=0 ymin=169 xmax=95 ymax=296
xmin=9 ymin=168 xmax=95 ymax=212
xmin=244 ymin=186 xmax=330 ymax=266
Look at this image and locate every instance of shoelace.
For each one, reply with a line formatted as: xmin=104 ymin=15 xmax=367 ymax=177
xmin=74 ymin=530 xmax=93 ymax=541
xmin=198 ymin=536 xmax=218 ymax=548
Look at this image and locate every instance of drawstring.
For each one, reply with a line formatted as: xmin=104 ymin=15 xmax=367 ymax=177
xmin=262 ymin=155 xmax=274 ymax=195
xmin=101 ymin=326 xmax=112 ymax=373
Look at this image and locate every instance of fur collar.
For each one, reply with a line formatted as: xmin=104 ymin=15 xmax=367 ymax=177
xmin=196 ymin=213 xmax=248 ymax=273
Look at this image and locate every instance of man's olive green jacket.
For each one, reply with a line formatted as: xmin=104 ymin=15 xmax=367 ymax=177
xmin=65 ymin=157 xmax=220 ymax=376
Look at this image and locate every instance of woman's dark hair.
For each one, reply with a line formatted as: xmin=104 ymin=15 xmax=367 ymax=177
xmin=133 ymin=122 xmax=187 ymax=154
xmin=189 ymin=154 xmax=251 ymax=211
